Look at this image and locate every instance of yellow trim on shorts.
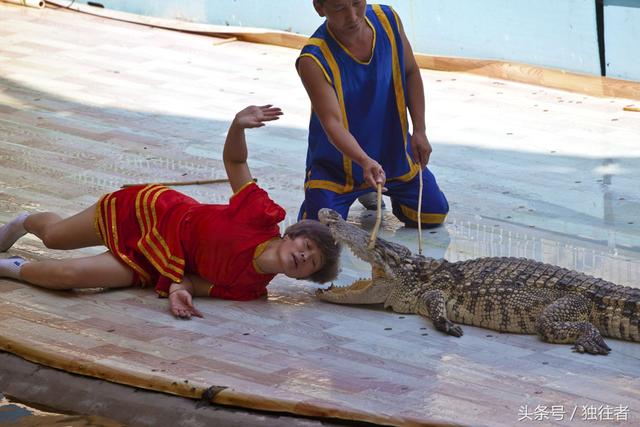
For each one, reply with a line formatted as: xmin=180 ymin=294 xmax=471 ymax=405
xmin=134 ymin=185 xmax=183 ymax=282
xmin=399 ymin=204 xmax=447 ymax=224
xmin=106 ymin=195 xmax=151 ymax=284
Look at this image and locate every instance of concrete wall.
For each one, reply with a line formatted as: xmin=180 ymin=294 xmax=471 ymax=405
xmin=604 ymin=0 xmax=640 ymax=81
xmin=393 ymin=0 xmax=600 ymax=75
xmin=78 ymin=0 xmax=638 ymax=81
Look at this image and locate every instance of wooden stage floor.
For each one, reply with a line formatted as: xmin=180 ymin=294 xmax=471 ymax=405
xmin=1 ymin=3 xmax=639 ymax=426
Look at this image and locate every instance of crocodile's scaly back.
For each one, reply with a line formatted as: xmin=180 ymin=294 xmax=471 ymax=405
xmin=432 ymin=258 xmax=640 ymax=341
xmin=317 ymin=208 xmax=639 ymax=354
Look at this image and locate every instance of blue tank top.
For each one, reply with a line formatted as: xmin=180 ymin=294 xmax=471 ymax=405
xmin=297 ymin=4 xmax=419 ymax=193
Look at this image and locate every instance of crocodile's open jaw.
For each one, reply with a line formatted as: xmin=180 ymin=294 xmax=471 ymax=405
xmin=318 ymin=208 xmax=413 ymax=292
xmin=319 ymin=208 xmax=386 ymax=269
xmin=319 ymin=208 xmax=412 ymax=269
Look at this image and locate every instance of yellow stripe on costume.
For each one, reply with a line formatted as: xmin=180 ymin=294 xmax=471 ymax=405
xmin=252 ymin=237 xmax=279 ymax=275
xmin=391 ymin=6 xmax=420 ymax=182
xmin=400 ymin=204 xmax=447 ymax=225
xmin=231 ymin=180 xmax=255 ymax=198
xmin=373 ymin=5 xmax=419 ymax=183
xmin=142 ymin=186 xmax=183 ymax=280
xmin=304 ymin=179 xmax=349 ymax=193
xmin=135 ymin=185 xmax=182 ymax=283
xmin=108 ymin=196 xmax=151 ymax=284
xmin=305 ymin=178 xmax=373 ymax=193
xmin=137 ymin=186 xmax=168 ymax=274
xmin=326 ymin=17 xmax=377 ymax=65
xmin=395 ymin=162 xmax=420 ymax=183
xmin=149 ymin=187 xmax=185 ymax=269
xmin=298 ymin=53 xmax=332 ymax=85
xmin=95 ymin=194 xmax=108 ymax=245
xmin=306 ymin=37 xmax=353 ymax=192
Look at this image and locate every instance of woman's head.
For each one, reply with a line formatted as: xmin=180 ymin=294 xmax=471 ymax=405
xmin=281 ymin=219 xmax=341 ymax=283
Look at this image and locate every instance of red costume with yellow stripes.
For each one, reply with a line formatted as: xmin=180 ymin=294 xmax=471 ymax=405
xmin=94 ymin=182 xmax=284 ymax=300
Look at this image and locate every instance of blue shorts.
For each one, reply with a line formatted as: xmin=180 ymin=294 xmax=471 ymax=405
xmin=298 ymin=168 xmax=449 ymax=228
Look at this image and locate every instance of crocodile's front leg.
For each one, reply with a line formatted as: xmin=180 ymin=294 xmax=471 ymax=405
xmin=536 ymin=295 xmax=611 ymax=355
xmin=418 ymin=289 xmax=464 ymax=337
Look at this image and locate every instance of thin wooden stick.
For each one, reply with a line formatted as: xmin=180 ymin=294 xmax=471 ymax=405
xmin=417 ymin=167 xmax=424 ymax=255
xmin=212 ymin=36 xmax=238 ymax=46
xmin=623 ymin=106 xmax=640 ymax=112
xmin=368 ymin=183 xmax=383 ymax=250
xmin=121 ymin=178 xmax=229 ymax=188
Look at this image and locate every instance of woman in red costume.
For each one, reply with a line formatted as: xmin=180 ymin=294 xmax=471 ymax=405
xmin=0 ymin=105 xmax=341 ymax=319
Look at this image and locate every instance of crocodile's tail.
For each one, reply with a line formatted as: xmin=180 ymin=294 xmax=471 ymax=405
xmin=590 ymin=283 xmax=640 ymax=342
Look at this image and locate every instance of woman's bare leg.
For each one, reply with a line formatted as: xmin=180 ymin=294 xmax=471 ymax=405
xmin=0 ymin=212 xmax=29 ymax=252
xmin=24 ymin=203 xmax=102 ymax=250
xmin=20 ymin=251 xmax=134 ymax=290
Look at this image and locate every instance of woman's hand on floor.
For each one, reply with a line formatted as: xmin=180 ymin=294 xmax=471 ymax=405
xmin=169 ymin=289 xmax=204 ymax=320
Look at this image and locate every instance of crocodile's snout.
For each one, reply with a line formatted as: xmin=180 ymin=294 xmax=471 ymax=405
xmin=318 ymin=208 xmax=341 ymax=225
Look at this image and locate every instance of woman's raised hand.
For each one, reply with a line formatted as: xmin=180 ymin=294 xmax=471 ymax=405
xmin=233 ymin=104 xmax=283 ymax=129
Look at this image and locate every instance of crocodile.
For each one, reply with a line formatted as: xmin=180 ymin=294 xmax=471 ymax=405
xmin=317 ymin=208 xmax=639 ymax=355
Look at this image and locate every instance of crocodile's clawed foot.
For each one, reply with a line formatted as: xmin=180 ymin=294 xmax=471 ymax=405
xmin=434 ymin=317 xmax=464 ymax=337
xmin=573 ymin=335 xmax=611 ymax=355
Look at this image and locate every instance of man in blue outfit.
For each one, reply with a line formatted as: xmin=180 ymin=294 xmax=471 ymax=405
xmin=296 ymin=0 xmax=449 ymax=227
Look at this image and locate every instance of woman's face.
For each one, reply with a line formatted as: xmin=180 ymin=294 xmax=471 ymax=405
xmin=279 ymin=235 xmax=323 ymax=279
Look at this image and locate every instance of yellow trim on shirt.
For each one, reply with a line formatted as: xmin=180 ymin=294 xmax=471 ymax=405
xmin=231 ymin=180 xmax=256 ymax=198
xmin=326 ymin=16 xmax=377 ymax=65
xmin=306 ymin=37 xmax=353 ymax=193
xmin=372 ymin=5 xmax=417 ymax=181
xmin=252 ymin=237 xmax=279 ymax=275
xmin=298 ymin=53 xmax=332 ymax=85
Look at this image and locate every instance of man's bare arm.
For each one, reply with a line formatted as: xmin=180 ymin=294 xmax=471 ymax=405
xmin=298 ymin=57 xmax=385 ymax=188
xmin=397 ymin=15 xmax=432 ymax=168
